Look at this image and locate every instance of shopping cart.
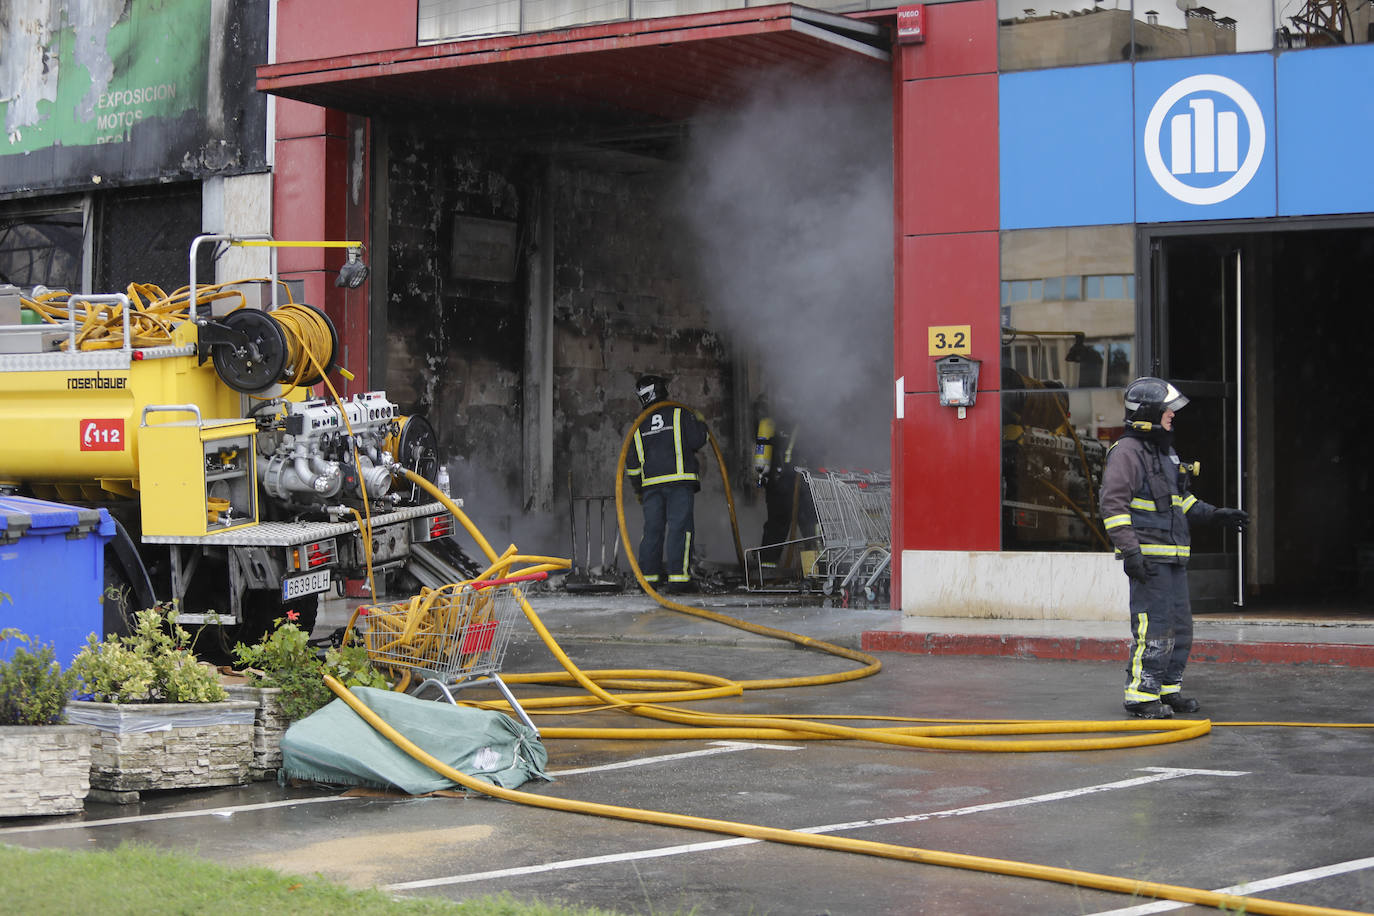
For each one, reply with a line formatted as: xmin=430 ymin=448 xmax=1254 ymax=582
xmin=798 ymin=469 xmax=892 ymax=603
xmin=355 ymin=572 xmax=544 ymax=733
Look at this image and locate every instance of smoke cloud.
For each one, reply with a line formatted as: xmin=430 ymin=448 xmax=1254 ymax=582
xmin=676 ymin=62 xmax=895 ymax=470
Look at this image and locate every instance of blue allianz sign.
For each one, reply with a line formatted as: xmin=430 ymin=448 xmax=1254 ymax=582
xmin=1277 ymin=45 xmax=1374 ymax=217
xmin=998 ymin=49 xmax=1374 ymax=229
xmin=999 ymin=64 xmax=1134 ymax=230
xmin=1134 ymin=56 xmax=1276 ymax=223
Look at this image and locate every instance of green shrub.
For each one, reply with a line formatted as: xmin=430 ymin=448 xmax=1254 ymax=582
xmin=232 ymin=617 xmax=389 ymax=721
xmin=0 ymin=629 xmax=79 ymax=726
xmin=71 ymin=607 xmax=227 ymax=704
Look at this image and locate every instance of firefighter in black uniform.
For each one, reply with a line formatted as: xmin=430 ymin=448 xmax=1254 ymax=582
xmin=754 ymin=408 xmax=816 ymax=575
xmin=1100 ymin=377 xmax=1248 ymax=719
xmin=626 ymin=375 xmax=708 ymax=593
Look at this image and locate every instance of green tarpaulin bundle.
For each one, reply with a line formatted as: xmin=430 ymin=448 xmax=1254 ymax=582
xmin=280 ymin=686 xmax=550 ymax=793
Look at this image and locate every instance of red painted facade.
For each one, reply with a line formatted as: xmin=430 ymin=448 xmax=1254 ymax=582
xmin=897 ymin=233 xmax=1001 ymax=550
xmin=275 ymin=0 xmax=418 ymax=61
xmin=271 ymin=0 xmax=413 ymax=387
xmin=267 ymin=0 xmax=1005 ymax=606
xmin=892 ymin=0 xmax=1000 ymax=581
xmin=272 ymin=98 xmax=369 ymax=391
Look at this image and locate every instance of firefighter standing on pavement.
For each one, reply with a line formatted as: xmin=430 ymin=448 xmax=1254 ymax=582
xmin=626 ymin=375 xmax=708 ymax=593
xmin=1100 ymin=377 xmax=1249 ymax=719
xmin=754 ymin=406 xmax=816 ymax=575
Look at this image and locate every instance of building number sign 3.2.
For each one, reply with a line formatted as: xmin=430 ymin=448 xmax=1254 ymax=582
xmin=80 ymin=418 xmax=125 ymax=451
xmin=928 ymin=325 xmax=972 ymax=357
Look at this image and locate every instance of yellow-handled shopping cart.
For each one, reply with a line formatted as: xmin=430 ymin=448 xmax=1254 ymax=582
xmin=355 ymin=572 xmax=544 ymax=733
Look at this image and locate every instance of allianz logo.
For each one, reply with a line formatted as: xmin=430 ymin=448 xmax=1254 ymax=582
xmin=1144 ymin=74 xmax=1266 ymax=206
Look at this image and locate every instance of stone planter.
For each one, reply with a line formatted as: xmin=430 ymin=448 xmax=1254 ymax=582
xmin=0 ymin=724 xmax=97 ymax=816
xmin=224 ymin=685 xmax=288 ymax=780
xmin=65 ymin=699 xmax=256 ymax=804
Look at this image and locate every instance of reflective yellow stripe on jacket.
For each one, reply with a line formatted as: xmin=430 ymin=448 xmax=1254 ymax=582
xmin=634 ymin=408 xmax=700 ymax=487
xmin=1140 ymin=543 xmax=1190 ymax=558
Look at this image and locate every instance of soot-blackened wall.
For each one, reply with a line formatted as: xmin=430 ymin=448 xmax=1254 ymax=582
xmin=385 ymin=128 xmax=739 ymax=561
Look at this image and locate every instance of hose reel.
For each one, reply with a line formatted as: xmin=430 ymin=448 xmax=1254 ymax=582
xmin=202 ymin=303 xmax=339 ymax=394
xmin=386 ymin=414 xmax=440 ymax=503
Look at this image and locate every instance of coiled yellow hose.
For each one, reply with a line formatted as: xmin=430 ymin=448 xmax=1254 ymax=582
xmin=21 ymin=280 xmax=289 ymax=350
xmin=22 ymin=283 xmax=335 ymax=402
xmin=267 ymin=302 xmax=336 ymax=390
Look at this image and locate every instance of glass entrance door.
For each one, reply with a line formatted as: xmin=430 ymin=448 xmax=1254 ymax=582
xmin=1149 ymin=234 xmax=1245 ymax=610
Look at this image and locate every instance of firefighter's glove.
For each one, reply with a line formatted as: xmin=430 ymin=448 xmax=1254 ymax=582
xmin=1213 ymin=508 xmax=1249 ymax=531
xmin=1121 ymin=550 xmax=1154 ymax=584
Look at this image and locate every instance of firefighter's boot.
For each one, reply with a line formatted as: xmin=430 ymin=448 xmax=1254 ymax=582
xmin=1160 ymin=693 xmax=1201 ymax=714
xmin=1123 ymin=700 xmax=1174 ymax=719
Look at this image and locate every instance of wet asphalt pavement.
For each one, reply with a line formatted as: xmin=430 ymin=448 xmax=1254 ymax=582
xmin=3 ymin=591 xmax=1373 ymax=915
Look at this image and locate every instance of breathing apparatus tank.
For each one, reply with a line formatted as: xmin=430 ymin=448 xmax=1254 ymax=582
xmin=754 ymin=417 xmax=775 ymax=488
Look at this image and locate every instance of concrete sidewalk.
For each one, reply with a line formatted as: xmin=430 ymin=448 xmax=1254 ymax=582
xmin=322 ymin=587 xmax=1374 ymax=667
xmin=863 ymin=611 xmax=1374 ymax=667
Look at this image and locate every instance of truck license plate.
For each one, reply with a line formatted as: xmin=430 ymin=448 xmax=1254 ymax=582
xmin=282 ymin=569 xmax=331 ymax=601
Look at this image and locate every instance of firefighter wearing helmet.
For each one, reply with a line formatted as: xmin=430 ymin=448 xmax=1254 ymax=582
xmin=625 ymin=374 xmax=708 ymax=593
xmin=1099 ymin=377 xmax=1249 ymax=719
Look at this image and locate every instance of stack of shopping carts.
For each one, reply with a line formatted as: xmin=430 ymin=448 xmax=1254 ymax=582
xmin=799 ymin=469 xmax=892 ymax=603
xmin=354 ymin=573 xmax=543 ymax=732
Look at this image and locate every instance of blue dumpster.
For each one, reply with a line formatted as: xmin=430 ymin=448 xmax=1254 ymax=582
xmin=0 ymin=496 xmax=115 ymax=666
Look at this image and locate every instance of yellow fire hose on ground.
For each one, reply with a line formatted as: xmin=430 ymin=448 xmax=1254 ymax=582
xmin=351 ymin=461 xmax=1368 ymax=916
xmin=43 ymin=292 xmax=1354 ymax=912
xmin=323 ymin=674 xmax=1364 ymax=916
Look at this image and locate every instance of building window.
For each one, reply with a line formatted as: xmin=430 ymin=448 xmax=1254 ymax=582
xmin=995 ymin=1 xmax=1365 ymax=71
xmin=998 ymin=1 xmax=1131 ymax=70
xmin=0 ymin=203 xmax=85 ymax=291
xmin=1084 ymin=273 xmax=1134 ymax=300
xmin=94 ymin=184 xmax=208 ymax=293
xmin=419 ymin=0 xmax=901 ymax=40
xmin=1000 ymin=225 xmax=1135 ymax=552
xmin=1132 ymin=1 xmax=1273 ymax=60
xmin=1274 ymin=0 xmax=1373 ymax=48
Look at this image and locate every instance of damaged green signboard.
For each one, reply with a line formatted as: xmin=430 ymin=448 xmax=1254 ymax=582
xmin=0 ymin=0 xmax=237 ymax=194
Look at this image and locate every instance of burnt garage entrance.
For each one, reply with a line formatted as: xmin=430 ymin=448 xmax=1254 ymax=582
xmin=258 ymin=7 xmax=895 ymax=576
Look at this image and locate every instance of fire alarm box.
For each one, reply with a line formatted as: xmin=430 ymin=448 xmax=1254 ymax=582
xmin=897 ymin=4 xmax=926 ymax=44
xmin=935 ymin=355 xmax=980 ymax=419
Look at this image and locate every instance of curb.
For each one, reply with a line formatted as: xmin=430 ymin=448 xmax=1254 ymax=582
xmin=861 ymin=631 xmax=1374 ymax=668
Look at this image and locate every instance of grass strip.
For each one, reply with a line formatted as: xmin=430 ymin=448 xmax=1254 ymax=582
xmin=0 ymin=841 xmax=625 ymax=916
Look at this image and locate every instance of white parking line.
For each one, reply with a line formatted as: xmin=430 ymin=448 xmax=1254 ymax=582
xmin=549 ymin=740 xmax=803 ymax=776
xmin=1085 ymin=856 xmax=1374 ymax=915
xmin=386 ymin=766 xmax=1247 ymax=890
xmin=0 ymin=742 xmax=801 ymax=835
xmin=0 ymin=794 xmax=357 ymax=835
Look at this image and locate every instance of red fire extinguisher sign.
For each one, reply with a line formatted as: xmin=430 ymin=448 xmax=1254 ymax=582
xmin=897 ymin=4 xmax=926 ymax=44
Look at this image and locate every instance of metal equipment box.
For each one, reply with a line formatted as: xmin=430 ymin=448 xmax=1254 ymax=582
xmin=0 ymin=495 xmax=115 ymax=666
xmin=138 ymin=414 xmax=259 ymax=537
xmin=0 ymin=285 xmax=41 ymax=355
